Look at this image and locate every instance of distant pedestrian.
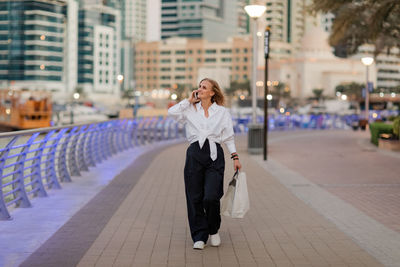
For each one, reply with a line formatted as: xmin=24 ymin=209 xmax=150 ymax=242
xmin=168 ymin=78 xmax=242 ymax=250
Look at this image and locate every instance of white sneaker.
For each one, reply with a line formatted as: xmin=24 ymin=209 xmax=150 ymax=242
xmin=193 ymin=241 xmax=205 ymax=250
xmin=210 ymin=233 xmax=221 ymax=247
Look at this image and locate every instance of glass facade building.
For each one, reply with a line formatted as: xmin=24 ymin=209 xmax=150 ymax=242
xmin=161 ymin=0 xmax=247 ymax=42
xmin=77 ymin=4 xmax=120 ymax=94
xmin=0 ymin=0 xmax=67 ymax=84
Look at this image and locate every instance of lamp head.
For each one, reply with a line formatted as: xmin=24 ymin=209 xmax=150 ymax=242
xmin=361 ymin=57 xmax=374 ymax=66
xmin=244 ymin=5 xmax=267 ymax=18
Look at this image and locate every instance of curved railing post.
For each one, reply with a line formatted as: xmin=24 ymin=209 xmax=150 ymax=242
xmin=120 ymin=119 xmax=130 ymax=150
xmin=76 ymin=125 xmax=89 ymax=172
xmin=45 ymin=129 xmax=68 ymax=189
xmin=85 ymin=124 xmax=97 ymax=168
xmin=115 ymin=120 xmax=125 ymax=152
xmin=92 ymin=123 xmax=104 ymax=163
xmin=138 ymin=118 xmax=147 ymax=145
xmin=57 ymin=127 xmax=73 ymax=182
xmin=159 ymin=117 xmax=167 ymax=141
xmin=127 ymin=119 xmax=136 ymax=148
xmin=0 ymin=137 xmax=19 ymax=220
xmin=106 ymin=122 xmax=118 ymax=155
xmin=150 ymin=117 xmax=158 ymax=143
xmin=67 ymin=126 xmax=81 ymax=177
xmin=11 ymin=133 xmax=42 ymax=208
xmin=32 ymin=130 xmax=60 ymax=191
xmin=167 ymin=119 xmax=173 ymax=139
xmin=98 ymin=123 xmax=110 ymax=161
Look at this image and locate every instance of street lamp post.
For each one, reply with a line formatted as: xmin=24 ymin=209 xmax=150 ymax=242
xmin=244 ymin=4 xmax=266 ymax=124
xmin=361 ymin=57 xmax=374 ymax=122
xmin=264 ymin=27 xmax=270 ymax=161
xmin=244 ymin=4 xmax=266 ymax=155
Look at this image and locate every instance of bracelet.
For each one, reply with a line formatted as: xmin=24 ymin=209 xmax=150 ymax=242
xmin=230 ymin=153 xmax=238 ymax=159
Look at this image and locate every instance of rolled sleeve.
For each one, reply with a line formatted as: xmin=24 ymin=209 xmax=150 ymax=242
xmin=221 ymin=110 xmax=237 ymax=154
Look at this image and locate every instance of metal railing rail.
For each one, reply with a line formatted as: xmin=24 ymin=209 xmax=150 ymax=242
xmin=0 ymin=117 xmax=184 ymax=220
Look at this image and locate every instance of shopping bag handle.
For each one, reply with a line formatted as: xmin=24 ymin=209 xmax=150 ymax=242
xmin=229 ymin=170 xmax=239 ymax=187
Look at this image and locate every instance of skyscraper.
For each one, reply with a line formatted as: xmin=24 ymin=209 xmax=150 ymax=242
xmin=0 ymin=0 xmax=78 ymax=94
xmin=264 ymin=0 xmax=306 ymax=58
xmin=119 ymin=0 xmax=147 ymax=91
xmin=77 ymin=2 xmax=121 ymax=99
xmin=121 ymin=0 xmax=147 ymax=41
xmin=161 ymin=0 xmax=248 ymax=42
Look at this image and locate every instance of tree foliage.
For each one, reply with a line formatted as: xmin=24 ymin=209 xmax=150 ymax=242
xmin=308 ymin=0 xmax=400 ymax=57
xmin=225 ymin=80 xmax=251 ymax=96
xmin=335 ymin=82 xmax=364 ymax=100
xmin=312 ymin=88 xmax=324 ymax=100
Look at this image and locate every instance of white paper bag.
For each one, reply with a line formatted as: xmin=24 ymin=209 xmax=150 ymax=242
xmin=221 ymin=171 xmax=250 ymax=218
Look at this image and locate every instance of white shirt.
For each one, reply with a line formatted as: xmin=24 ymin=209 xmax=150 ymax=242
xmin=168 ymin=99 xmax=237 ymax=161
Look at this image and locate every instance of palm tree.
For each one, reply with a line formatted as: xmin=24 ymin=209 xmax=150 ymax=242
xmin=312 ymin=88 xmax=324 ymax=101
xmin=308 ymin=0 xmax=400 ymax=57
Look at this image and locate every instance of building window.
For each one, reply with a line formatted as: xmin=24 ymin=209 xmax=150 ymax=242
xmin=177 ymin=59 xmax=186 ymax=63
xmin=205 ymin=58 xmax=216 ymax=62
xmin=205 ymin=49 xmax=216 ymax=54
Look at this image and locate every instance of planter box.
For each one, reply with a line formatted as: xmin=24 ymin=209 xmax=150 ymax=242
xmin=378 ymin=139 xmax=400 ymax=151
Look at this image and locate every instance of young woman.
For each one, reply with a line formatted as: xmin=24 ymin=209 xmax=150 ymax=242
xmin=168 ymin=78 xmax=242 ymax=250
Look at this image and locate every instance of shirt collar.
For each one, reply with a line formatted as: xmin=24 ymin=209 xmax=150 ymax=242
xmin=197 ymin=101 xmax=218 ymax=111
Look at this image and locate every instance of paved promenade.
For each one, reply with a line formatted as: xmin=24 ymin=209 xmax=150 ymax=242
xmin=2 ymin=130 xmax=400 ymax=266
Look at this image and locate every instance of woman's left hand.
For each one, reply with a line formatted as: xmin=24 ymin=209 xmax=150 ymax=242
xmin=234 ymin=159 xmax=242 ymax=172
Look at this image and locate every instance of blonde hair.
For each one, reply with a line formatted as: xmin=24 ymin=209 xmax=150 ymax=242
xmin=199 ymin=78 xmax=225 ymax=106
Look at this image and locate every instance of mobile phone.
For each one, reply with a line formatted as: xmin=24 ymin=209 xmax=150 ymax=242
xmin=194 ymin=92 xmax=198 ymax=99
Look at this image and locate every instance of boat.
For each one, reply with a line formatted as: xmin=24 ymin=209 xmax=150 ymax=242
xmin=53 ymin=104 xmax=109 ymax=126
xmin=0 ymin=89 xmax=52 ymax=131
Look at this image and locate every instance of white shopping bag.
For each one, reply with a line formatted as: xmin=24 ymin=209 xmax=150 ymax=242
xmin=221 ymin=170 xmax=250 ymax=218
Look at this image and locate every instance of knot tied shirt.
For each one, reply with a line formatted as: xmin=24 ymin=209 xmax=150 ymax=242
xmin=167 ymin=99 xmax=237 ymax=161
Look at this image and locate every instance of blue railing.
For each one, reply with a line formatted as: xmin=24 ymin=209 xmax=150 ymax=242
xmin=0 ymin=117 xmax=184 ymax=220
xmin=232 ymin=112 xmax=399 ymax=133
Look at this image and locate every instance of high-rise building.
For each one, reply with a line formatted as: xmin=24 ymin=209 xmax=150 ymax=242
xmin=77 ymin=2 xmax=121 ymax=100
xmin=119 ymin=0 xmax=147 ymax=91
xmin=0 ymin=0 xmax=78 ymax=95
xmin=264 ymin=0 xmax=306 ymax=59
xmin=121 ymin=0 xmax=146 ymax=41
xmin=161 ymin=0 xmax=248 ymax=42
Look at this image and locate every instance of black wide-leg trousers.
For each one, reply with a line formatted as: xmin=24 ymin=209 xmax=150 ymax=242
xmin=184 ymin=139 xmax=225 ymax=243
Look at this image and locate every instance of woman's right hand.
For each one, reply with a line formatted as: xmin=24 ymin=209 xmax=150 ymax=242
xmin=188 ymin=90 xmax=200 ymax=104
